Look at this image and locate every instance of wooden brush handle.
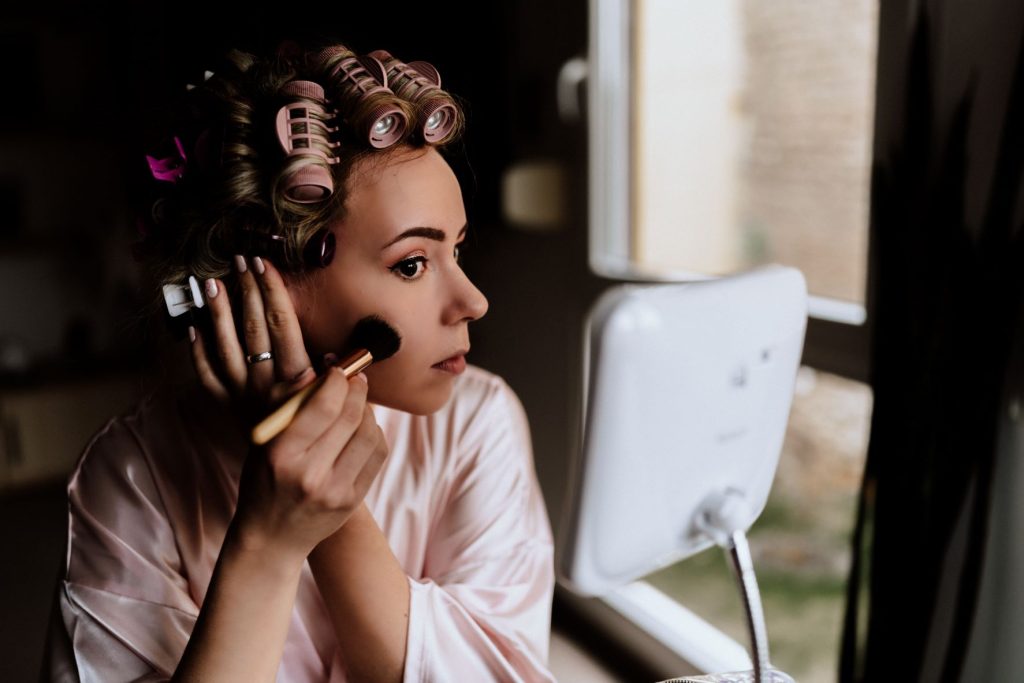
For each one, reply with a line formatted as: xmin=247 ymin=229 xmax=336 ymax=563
xmin=250 ymin=350 xmax=373 ymax=445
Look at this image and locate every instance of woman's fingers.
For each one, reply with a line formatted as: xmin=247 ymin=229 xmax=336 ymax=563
xmin=307 ymin=377 xmax=377 ymax=485
xmin=237 ymin=255 xmax=275 ymax=393
xmin=267 ymin=367 xmax=317 ymax=407
xmin=271 ymin=373 xmax=379 ymax=502
xmin=301 ymin=385 xmax=386 ymax=509
xmin=201 ymin=277 xmax=247 ymax=393
xmin=190 ymin=326 xmax=231 ymax=403
xmin=191 ymin=256 xmax=315 ymax=422
xmin=271 ymin=366 xmax=356 ymax=456
xmin=336 ymin=408 xmax=389 ymax=502
xmin=251 ymin=256 xmax=312 ymax=383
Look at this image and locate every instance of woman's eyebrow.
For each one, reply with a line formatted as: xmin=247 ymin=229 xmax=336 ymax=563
xmin=381 ymin=223 xmax=468 ymax=250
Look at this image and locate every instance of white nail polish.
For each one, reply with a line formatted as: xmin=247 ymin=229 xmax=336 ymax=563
xmin=205 ymin=279 xmax=218 ymax=299
xmin=188 ymin=326 xmax=196 ymax=343
xmin=253 ymin=256 xmax=265 ymax=275
xmin=234 ymin=255 xmax=247 ymax=273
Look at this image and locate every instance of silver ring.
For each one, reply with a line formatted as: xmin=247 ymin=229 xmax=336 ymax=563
xmin=246 ymin=351 xmax=273 ymax=364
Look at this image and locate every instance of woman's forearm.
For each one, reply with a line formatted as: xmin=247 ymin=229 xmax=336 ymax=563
xmin=308 ymin=503 xmax=410 ymax=683
xmin=172 ymin=526 xmax=305 ymax=682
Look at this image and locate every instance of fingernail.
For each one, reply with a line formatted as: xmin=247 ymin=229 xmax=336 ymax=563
xmin=356 ymin=372 xmax=368 ymax=383
xmin=188 ymin=326 xmax=196 ymax=343
xmin=234 ymin=254 xmax=247 ymax=273
xmin=253 ymin=256 xmax=265 ymax=275
xmin=204 ymin=278 xmax=218 ymax=299
xmin=322 ymin=352 xmax=338 ymax=367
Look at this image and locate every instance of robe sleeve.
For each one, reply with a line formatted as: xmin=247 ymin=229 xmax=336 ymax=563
xmin=44 ymin=417 xmax=198 ymax=682
xmin=403 ymin=378 xmax=556 ymax=683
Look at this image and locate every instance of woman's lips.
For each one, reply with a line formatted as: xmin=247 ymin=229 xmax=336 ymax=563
xmin=432 ymin=354 xmax=467 ymax=375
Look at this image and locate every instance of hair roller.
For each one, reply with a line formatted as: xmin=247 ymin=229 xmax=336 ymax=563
xmin=274 ymin=80 xmax=340 ymax=203
xmin=236 ymin=227 xmax=334 ymax=271
xmin=315 ymin=45 xmax=409 ymax=149
xmin=303 ymin=228 xmax=336 ymax=269
xmin=239 ymin=226 xmax=287 ymax=262
xmin=368 ymin=50 xmax=461 ymax=145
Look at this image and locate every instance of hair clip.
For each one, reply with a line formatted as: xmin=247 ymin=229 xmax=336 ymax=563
xmin=146 ymin=136 xmax=188 ymax=183
xmin=318 ymin=46 xmax=408 ymax=149
xmin=185 ymin=70 xmax=215 ymax=91
xmin=162 ymin=275 xmax=205 ymax=318
xmin=368 ymin=51 xmax=457 ymax=143
xmin=275 ymin=80 xmax=340 ymax=203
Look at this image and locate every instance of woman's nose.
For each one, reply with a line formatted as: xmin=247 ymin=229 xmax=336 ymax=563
xmin=444 ymin=268 xmax=489 ymax=324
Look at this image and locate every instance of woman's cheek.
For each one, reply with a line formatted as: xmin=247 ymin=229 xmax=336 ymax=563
xmin=364 ymin=364 xmax=412 ymax=410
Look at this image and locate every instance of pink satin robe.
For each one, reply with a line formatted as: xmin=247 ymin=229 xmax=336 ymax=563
xmin=46 ymin=365 xmax=556 ymax=682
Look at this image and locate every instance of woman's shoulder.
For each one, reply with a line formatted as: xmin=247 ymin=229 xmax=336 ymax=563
xmin=68 ymin=385 xmax=195 ymax=497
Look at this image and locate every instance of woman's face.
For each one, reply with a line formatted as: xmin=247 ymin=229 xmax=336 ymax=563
xmin=290 ymin=147 xmax=488 ymax=415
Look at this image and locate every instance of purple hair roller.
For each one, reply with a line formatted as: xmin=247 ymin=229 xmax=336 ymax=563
xmin=304 ymin=228 xmax=336 ymax=269
xmin=406 ymin=60 xmax=457 ymax=143
xmin=274 ymin=80 xmax=340 ymax=203
xmin=317 ymin=46 xmax=408 ymax=149
xmin=418 ymin=99 xmax=457 ymax=143
xmin=368 ymin=51 xmax=457 ymax=143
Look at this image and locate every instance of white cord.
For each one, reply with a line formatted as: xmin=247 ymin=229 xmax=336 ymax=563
xmin=695 ymin=490 xmax=772 ymax=683
xmin=727 ymin=530 xmax=771 ymax=683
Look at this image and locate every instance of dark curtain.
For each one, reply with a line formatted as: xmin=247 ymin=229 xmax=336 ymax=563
xmin=840 ymin=2 xmax=1024 ymax=682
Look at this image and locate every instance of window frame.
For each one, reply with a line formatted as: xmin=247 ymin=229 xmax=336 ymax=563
xmin=575 ymin=0 xmax=877 ymax=673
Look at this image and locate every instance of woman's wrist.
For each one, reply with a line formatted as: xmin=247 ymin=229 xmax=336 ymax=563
xmin=223 ymin=518 xmax=310 ymax=578
xmin=309 ymin=503 xmax=372 ymax=560
xmin=173 ymin=517 xmax=305 ymax=681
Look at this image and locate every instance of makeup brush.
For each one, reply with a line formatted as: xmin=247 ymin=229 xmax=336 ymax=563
xmin=251 ymin=315 xmax=402 ymax=446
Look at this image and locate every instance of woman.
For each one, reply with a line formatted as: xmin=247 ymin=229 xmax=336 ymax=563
xmin=46 ymin=41 xmax=555 ymax=682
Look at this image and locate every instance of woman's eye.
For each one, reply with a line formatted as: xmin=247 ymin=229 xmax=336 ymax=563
xmin=390 ymin=256 xmax=427 ymax=280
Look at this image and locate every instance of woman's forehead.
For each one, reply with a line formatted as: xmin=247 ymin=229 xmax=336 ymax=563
xmin=342 ymin=148 xmax=466 ymax=239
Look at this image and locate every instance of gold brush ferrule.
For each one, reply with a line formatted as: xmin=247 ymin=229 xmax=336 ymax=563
xmin=339 ymin=349 xmax=373 ymax=377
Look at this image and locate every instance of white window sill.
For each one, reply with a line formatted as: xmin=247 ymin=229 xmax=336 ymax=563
xmin=555 ymin=580 xmax=753 ymax=679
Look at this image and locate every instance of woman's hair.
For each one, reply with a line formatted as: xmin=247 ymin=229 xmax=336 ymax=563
xmin=137 ymin=41 xmax=466 ymax=294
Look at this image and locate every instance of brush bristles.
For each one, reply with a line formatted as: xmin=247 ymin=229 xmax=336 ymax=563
xmin=345 ymin=315 xmax=401 ymax=362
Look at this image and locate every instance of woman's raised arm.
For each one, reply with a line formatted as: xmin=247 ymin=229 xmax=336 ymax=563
xmin=176 ymin=255 xmax=398 ymax=680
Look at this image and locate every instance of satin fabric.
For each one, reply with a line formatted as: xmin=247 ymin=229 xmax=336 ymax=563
xmin=45 ymin=365 xmax=555 ymax=682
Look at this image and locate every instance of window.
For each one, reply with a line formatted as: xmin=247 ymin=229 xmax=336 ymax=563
xmin=584 ymin=0 xmax=878 ymax=679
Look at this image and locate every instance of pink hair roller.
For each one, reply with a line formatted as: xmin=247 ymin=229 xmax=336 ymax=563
xmin=146 ymin=136 xmax=187 ymax=183
xmin=316 ymin=46 xmax=408 ymax=149
xmin=274 ymin=80 xmax=340 ymax=203
xmin=368 ymin=50 xmax=457 ymax=144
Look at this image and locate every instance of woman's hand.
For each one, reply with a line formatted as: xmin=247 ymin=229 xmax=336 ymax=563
xmin=191 ymin=255 xmax=316 ymax=424
xmin=189 ymin=255 xmax=390 ymax=560
xmin=231 ymin=365 xmax=388 ymax=558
